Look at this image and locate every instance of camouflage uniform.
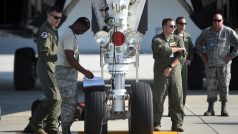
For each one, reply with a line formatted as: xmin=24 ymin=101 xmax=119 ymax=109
xmin=55 ymin=66 xmax=78 ymax=129
xmin=174 ymin=30 xmax=194 ymax=105
xmin=195 ymin=26 xmax=238 ymax=103
xmin=29 ymin=21 xmax=62 ymax=132
xmin=152 ymin=33 xmax=185 ymax=128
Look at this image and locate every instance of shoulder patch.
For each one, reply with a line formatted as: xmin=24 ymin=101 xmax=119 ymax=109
xmin=153 ymin=37 xmax=161 ymax=43
xmin=41 ymin=32 xmax=48 ymax=39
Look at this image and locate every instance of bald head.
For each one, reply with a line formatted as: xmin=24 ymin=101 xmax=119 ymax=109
xmin=212 ymin=13 xmax=224 ymax=32
xmin=213 ymin=13 xmax=223 ymax=21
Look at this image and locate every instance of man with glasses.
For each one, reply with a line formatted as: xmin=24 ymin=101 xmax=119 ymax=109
xmin=195 ymin=13 xmax=238 ymax=117
xmin=24 ymin=6 xmax=63 ymax=134
xmin=55 ymin=17 xmax=94 ymax=134
xmin=152 ymin=18 xmax=186 ymax=132
xmin=175 ymin=16 xmax=194 ymax=107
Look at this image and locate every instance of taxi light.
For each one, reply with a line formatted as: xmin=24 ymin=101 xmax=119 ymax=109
xmin=126 ymin=45 xmax=137 ymax=57
xmin=111 ymin=31 xmax=125 ymax=46
xmin=125 ymin=31 xmax=142 ymax=45
xmin=105 ymin=16 xmax=115 ymax=26
xmin=94 ymin=31 xmax=110 ymax=47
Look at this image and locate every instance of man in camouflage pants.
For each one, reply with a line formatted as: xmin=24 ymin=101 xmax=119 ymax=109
xmin=55 ymin=17 xmax=94 ymax=134
xmin=195 ymin=13 xmax=238 ymax=116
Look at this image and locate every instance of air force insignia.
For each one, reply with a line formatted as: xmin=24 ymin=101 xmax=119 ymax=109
xmin=153 ymin=37 xmax=161 ymax=43
xmin=41 ymin=32 xmax=48 ymax=39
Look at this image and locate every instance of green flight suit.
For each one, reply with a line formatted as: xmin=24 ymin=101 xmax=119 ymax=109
xmin=174 ymin=30 xmax=194 ymax=106
xmin=152 ymin=33 xmax=185 ymax=128
xmin=29 ymin=21 xmax=62 ymax=131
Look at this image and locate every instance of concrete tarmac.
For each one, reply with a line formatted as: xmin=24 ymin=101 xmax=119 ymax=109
xmin=0 ymin=54 xmax=238 ymax=134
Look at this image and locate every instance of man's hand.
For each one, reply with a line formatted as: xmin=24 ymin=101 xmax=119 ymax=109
xmin=224 ymin=55 xmax=233 ymax=63
xmin=201 ymin=54 xmax=208 ymax=64
xmin=171 ymin=47 xmax=186 ymax=53
xmin=185 ymin=60 xmax=191 ymax=65
xmin=178 ymin=48 xmax=186 ymax=53
xmin=163 ymin=67 xmax=172 ymax=77
xmin=84 ymin=70 xmax=94 ymax=79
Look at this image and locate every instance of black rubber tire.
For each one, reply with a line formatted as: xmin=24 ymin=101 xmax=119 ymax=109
xmin=14 ymin=47 xmax=36 ymax=90
xmin=84 ymin=91 xmax=107 ymax=134
xmin=230 ymin=56 xmax=238 ymax=90
xmin=188 ymin=53 xmax=204 ymax=90
xmin=129 ymin=82 xmax=153 ymax=134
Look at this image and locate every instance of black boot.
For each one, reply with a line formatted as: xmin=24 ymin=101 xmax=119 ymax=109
xmin=45 ymin=129 xmax=59 ymax=134
xmin=204 ymin=102 xmax=215 ymax=116
xmin=221 ymin=102 xmax=229 ymax=117
xmin=23 ymin=124 xmax=34 ymax=133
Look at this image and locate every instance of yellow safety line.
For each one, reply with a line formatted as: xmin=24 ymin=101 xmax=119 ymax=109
xmin=79 ymin=131 xmax=178 ymax=134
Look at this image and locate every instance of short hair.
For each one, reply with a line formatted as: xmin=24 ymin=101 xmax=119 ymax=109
xmin=176 ymin=16 xmax=185 ymax=23
xmin=162 ymin=18 xmax=174 ymax=27
xmin=75 ymin=17 xmax=90 ymax=30
xmin=47 ymin=6 xmax=63 ymax=13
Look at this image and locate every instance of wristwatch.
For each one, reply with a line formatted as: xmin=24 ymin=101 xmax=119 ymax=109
xmin=168 ymin=64 xmax=173 ymax=68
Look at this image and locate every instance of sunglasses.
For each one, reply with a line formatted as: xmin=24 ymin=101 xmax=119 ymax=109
xmin=49 ymin=13 xmax=62 ymax=20
xmin=169 ymin=25 xmax=176 ymax=29
xmin=213 ymin=19 xmax=222 ymax=22
xmin=177 ymin=22 xmax=187 ymax=25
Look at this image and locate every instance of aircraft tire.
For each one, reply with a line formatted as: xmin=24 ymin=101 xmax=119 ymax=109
xmin=84 ymin=91 xmax=107 ymax=134
xmin=14 ymin=47 xmax=36 ymax=90
xmin=129 ymin=82 xmax=153 ymax=134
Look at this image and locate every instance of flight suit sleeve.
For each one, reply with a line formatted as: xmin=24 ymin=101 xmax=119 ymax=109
xmin=187 ymin=35 xmax=194 ymax=61
xmin=37 ymin=32 xmax=58 ymax=62
xmin=151 ymin=36 xmax=172 ymax=59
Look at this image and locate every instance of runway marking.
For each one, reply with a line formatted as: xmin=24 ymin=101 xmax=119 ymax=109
xmin=78 ymin=131 xmax=178 ymax=134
